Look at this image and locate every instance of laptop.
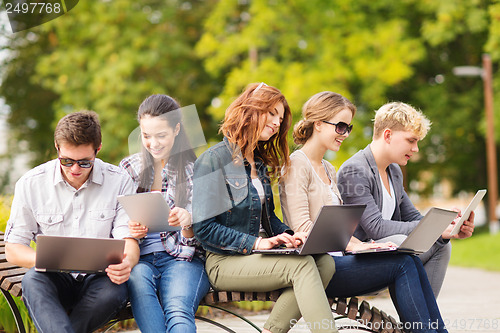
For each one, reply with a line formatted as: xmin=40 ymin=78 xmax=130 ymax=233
xmin=449 ymin=189 xmax=486 ymax=236
xmin=35 ymin=235 xmax=125 ymax=273
xmin=347 ymin=207 xmax=457 ymax=255
xmin=252 ymin=204 xmax=366 ymax=255
xmin=118 ymin=192 xmax=179 ymax=233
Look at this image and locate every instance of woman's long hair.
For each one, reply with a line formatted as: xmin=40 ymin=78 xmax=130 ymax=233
xmin=219 ymin=83 xmax=291 ymax=177
xmin=137 ymin=94 xmax=196 ymax=208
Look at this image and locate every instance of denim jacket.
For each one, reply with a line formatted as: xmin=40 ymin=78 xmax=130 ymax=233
xmin=192 ymin=138 xmax=291 ymax=255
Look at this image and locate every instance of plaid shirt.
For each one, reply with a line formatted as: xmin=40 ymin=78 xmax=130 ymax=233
xmin=120 ymin=153 xmax=204 ymax=261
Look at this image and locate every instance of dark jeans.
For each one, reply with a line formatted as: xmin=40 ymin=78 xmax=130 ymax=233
xmin=326 ymin=254 xmax=447 ymax=333
xmin=22 ymin=268 xmax=128 ymax=333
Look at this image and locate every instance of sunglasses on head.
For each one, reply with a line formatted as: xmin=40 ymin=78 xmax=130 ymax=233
xmin=322 ymin=120 xmax=353 ymax=135
xmin=58 ymin=157 xmax=94 ymax=168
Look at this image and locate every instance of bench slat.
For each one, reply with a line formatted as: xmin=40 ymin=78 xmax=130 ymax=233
xmin=370 ymin=307 xmax=382 ymax=332
xmin=380 ymin=310 xmax=393 ymax=333
xmin=0 ymin=267 xmax=29 ymax=278
xmin=0 ymin=262 xmax=22 ymax=271
xmin=389 ymin=315 xmax=402 ymax=333
xmin=359 ymin=300 xmax=372 ymax=323
xmin=1 ymin=275 xmax=23 ymax=291
xmin=10 ymin=283 xmax=22 ymax=297
xmin=346 ymin=297 xmax=358 ymax=320
xmin=335 ymin=297 xmax=348 ymax=316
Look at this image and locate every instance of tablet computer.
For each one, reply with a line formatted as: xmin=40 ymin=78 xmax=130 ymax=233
xmin=449 ymin=189 xmax=486 ymax=236
xmin=118 ymin=192 xmax=179 ymax=232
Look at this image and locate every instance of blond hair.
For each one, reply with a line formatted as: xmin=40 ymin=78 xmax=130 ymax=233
xmin=373 ymin=102 xmax=431 ymax=139
xmin=293 ymin=91 xmax=356 ymax=145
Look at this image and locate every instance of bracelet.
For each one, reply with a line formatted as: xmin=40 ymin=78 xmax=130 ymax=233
xmin=181 ymin=224 xmax=193 ymax=230
xmin=254 ymin=236 xmax=262 ymax=250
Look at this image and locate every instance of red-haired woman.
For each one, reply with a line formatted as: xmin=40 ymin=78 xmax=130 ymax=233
xmin=193 ymin=83 xmax=338 ymax=333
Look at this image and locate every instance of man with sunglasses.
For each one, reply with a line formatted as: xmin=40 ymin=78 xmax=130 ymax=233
xmin=5 ymin=111 xmax=140 ymax=333
xmin=337 ymin=102 xmax=475 ymax=298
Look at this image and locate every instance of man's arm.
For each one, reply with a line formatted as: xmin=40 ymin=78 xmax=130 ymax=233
xmin=5 ymin=243 xmax=36 ymax=268
xmin=338 ymin=163 xmax=420 ymax=240
xmin=105 ymin=238 xmax=139 ymax=285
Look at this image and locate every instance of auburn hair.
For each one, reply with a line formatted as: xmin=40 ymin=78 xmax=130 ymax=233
xmin=219 ymin=83 xmax=291 ymax=177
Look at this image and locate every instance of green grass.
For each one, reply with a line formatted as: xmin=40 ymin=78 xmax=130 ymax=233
xmin=450 ymin=229 xmax=500 ymax=271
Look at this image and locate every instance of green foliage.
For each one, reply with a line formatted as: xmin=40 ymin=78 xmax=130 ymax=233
xmin=1 ymin=0 xmax=220 ymax=167
xmin=31 ymin=0 xmax=221 ymax=164
xmin=0 ymin=195 xmax=36 ymax=332
xmin=0 ymin=25 xmax=59 ymax=167
xmin=2 ymin=1 xmax=500 ymax=198
xmin=450 ymin=229 xmax=500 ymax=271
xmin=0 ymin=295 xmax=36 ymax=333
xmin=197 ymin=0 xmax=425 ymax=124
xmin=195 ymin=0 xmax=499 ymax=196
xmin=385 ymin=0 xmax=492 ymax=195
xmin=0 ymin=196 xmax=13 ymax=232
xmin=233 ymin=300 xmax=274 ymax=312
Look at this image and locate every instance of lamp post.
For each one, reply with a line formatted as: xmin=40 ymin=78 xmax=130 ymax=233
xmin=453 ymin=54 xmax=499 ymax=234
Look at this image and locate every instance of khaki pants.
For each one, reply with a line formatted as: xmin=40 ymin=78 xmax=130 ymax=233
xmin=206 ymin=252 xmax=337 ymax=333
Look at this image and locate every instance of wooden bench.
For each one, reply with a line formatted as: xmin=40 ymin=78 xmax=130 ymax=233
xmin=0 ymin=232 xmax=403 ymax=332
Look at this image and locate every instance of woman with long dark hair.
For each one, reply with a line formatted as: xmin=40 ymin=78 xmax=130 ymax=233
xmin=120 ymin=94 xmax=210 ymax=333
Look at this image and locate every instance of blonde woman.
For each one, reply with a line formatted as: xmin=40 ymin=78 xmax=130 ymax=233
xmin=280 ymin=92 xmax=448 ymax=333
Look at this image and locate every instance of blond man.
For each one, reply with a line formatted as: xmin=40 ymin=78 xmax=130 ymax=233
xmin=337 ymin=102 xmax=475 ymax=297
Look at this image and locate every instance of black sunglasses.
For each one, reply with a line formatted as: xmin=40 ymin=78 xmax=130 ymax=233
xmin=322 ymin=120 xmax=353 ymax=135
xmin=58 ymin=157 xmax=94 ymax=168
xmin=56 ymin=147 xmax=97 ymax=168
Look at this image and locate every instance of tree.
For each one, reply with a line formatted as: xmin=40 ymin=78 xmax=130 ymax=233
xmin=0 ymin=17 xmax=59 ymax=168
xmin=196 ymin=0 xmax=426 ymax=165
xmin=196 ymin=0 xmax=499 ymax=195
xmin=390 ymin=0 xmax=493 ymax=195
xmin=1 ymin=0 xmax=220 ymax=168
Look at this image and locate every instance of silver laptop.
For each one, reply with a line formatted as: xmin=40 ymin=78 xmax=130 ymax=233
xmin=252 ymin=204 xmax=366 ymax=255
xmin=347 ymin=207 xmax=457 ymax=255
xmin=118 ymin=192 xmax=179 ymax=233
xmin=35 ymin=235 xmax=125 ymax=273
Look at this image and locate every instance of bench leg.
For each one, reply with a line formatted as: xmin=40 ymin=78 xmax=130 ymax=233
xmin=1 ymin=289 xmax=27 ymax=333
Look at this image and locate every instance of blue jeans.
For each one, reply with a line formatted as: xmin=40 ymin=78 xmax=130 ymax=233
xmin=377 ymin=234 xmax=452 ymax=297
xmin=326 ymin=254 xmax=447 ymax=333
xmin=22 ymin=268 xmax=128 ymax=333
xmin=127 ymin=252 xmax=210 ymax=333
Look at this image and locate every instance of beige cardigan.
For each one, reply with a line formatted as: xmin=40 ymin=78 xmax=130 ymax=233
xmin=280 ymin=150 xmax=343 ymax=233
